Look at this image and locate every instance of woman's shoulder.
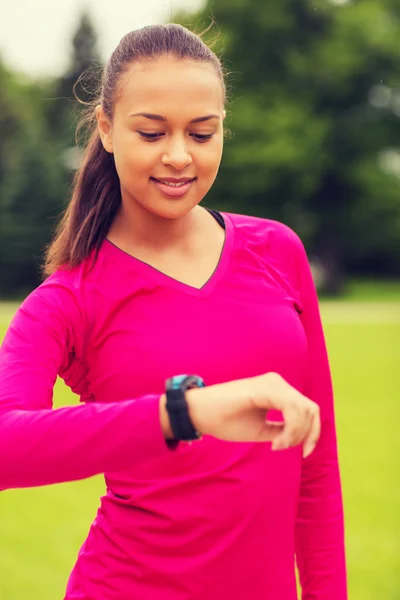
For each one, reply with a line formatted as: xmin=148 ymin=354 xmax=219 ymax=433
xmin=18 ymin=252 xmax=101 ymax=329
xmin=223 ymin=211 xmax=304 ymax=252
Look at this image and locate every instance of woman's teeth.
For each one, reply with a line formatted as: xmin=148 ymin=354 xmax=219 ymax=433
xmin=156 ymin=180 xmax=192 ymax=187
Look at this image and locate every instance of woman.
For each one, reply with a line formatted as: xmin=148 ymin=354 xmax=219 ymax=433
xmin=0 ymin=24 xmax=347 ymax=599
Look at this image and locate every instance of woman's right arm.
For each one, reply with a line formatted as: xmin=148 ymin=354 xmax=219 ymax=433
xmin=0 ymin=284 xmax=171 ymax=490
xmin=1 ymin=282 xmax=321 ymax=491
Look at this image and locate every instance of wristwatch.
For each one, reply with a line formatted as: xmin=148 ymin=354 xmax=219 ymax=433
xmin=165 ymin=375 xmax=205 ymax=442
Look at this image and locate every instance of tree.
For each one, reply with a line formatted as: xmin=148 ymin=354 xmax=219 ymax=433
xmin=0 ymin=12 xmax=102 ymax=297
xmin=46 ymin=10 xmax=101 ymax=144
xmin=0 ymin=60 xmax=66 ymax=296
xmin=176 ymin=0 xmax=400 ymax=292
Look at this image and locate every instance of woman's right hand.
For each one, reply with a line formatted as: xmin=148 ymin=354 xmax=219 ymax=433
xmin=160 ymin=372 xmax=321 ymax=458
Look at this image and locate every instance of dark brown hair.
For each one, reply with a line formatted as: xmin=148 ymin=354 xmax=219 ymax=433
xmin=43 ymin=23 xmax=227 ymax=276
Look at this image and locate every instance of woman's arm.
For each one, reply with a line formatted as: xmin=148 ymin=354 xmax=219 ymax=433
xmin=0 ymin=273 xmax=325 ymax=492
xmin=290 ymin=232 xmax=347 ymax=599
xmin=0 ymin=283 xmax=170 ymax=490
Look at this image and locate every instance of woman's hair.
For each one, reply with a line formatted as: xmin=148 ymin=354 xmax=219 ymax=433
xmin=43 ymin=23 xmax=227 ymax=276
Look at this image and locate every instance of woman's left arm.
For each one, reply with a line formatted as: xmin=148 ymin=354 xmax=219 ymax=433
xmin=290 ymin=230 xmax=347 ymax=600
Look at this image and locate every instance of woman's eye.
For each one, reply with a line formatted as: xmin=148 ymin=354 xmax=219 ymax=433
xmin=137 ymin=131 xmax=214 ymax=142
xmin=192 ymin=133 xmax=214 ymax=142
xmin=138 ymin=132 xmax=164 ymax=141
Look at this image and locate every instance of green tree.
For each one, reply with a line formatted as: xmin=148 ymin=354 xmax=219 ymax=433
xmin=47 ymin=10 xmax=101 ymax=144
xmin=0 ymin=12 xmax=102 ymax=297
xmin=177 ymin=0 xmax=400 ymax=292
xmin=0 ymin=60 xmax=66 ymax=296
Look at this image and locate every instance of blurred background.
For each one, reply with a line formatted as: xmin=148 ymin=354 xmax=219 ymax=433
xmin=0 ymin=0 xmax=399 ymax=598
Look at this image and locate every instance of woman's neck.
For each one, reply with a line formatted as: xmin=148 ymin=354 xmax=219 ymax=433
xmin=107 ymin=200 xmax=208 ymax=256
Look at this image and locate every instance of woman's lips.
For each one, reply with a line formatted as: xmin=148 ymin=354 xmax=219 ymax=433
xmin=151 ymin=177 xmax=196 ymax=198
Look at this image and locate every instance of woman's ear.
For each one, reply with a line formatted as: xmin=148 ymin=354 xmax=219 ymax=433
xmin=96 ymin=105 xmax=114 ymax=153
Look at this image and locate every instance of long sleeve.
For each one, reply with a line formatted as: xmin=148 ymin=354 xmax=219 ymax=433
xmin=291 ymin=233 xmax=347 ymax=599
xmin=0 ymin=281 xmax=170 ymax=490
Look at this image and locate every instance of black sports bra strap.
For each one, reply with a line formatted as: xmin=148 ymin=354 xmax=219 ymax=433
xmin=205 ymin=208 xmax=226 ymax=231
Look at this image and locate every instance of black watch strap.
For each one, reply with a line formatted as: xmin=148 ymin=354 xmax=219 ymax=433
xmin=165 ymin=375 xmax=205 ymax=441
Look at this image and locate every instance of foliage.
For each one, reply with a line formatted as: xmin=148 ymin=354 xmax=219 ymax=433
xmin=0 ymin=11 xmax=101 ymax=297
xmin=0 ymin=61 xmax=67 ymax=296
xmin=177 ymin=0 xmax=400 ymax=291
xmin=1 ymin=3 xmax=400 ymax=296
xmin=46 ymin=10 xmax=101 ymax=145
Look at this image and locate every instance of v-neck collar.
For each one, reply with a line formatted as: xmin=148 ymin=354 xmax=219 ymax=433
xmin=102 ymin=211 xmax=234 ymax=299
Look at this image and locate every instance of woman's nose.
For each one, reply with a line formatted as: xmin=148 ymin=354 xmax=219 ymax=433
xmin=161 ymin=138 xmax=192 ymax=169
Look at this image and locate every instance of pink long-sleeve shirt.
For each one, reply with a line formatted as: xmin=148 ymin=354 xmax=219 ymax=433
xmin=0 ymin=210 xmax=347 ymax=599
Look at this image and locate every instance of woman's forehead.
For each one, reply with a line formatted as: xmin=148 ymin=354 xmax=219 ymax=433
xmin=115 ymin=56 xmax=224 ymax=114
xmin=122 ymin=54 xmax=218 ymax=79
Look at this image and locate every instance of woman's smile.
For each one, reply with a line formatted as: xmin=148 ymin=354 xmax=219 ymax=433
xmin=150 ymin=176 xmax=196 ymax=198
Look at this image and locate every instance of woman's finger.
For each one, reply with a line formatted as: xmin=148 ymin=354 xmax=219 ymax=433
xmin=258 ymin=421 xmax=284 ymax=442
xmin=302 ymin=406 xmax=321 ymax=458
xmin=271 ymin=403 xmax=313 ymax=451
xmin=270 ymin=406 xmax=299 ymax=450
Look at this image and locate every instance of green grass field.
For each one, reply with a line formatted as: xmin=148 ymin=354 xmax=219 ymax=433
xmin=0 ymin=296 xmax=399 ymax=599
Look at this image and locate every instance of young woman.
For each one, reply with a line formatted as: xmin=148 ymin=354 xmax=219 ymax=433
xmin=0 ymin=24 xmax=347 ymax=600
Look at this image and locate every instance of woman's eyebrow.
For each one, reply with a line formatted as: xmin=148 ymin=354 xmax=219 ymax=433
xmin=129 ymin=112 xmax=220 ymax=124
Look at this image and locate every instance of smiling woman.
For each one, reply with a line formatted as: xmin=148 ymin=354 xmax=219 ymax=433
xmin=132 ymin=110 xmax=220 ymax=199
xmin=43 ymin=25 xmax=228 ymax=274
xmin=95 ymin=54 xmax=225 ymax=239
xmin=0 ymin=23 xmax=347 ymax=600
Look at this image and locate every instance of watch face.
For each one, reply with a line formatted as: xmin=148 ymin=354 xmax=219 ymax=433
xmin=185 ymin=376 xmax=206 ymax=390
xmin=168 ymin=375 xmax=205 ymax=390
xmin=172 ymin=375 xmax=190 ymax=388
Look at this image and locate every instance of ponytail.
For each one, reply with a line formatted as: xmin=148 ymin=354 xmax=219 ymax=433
xmin=43 ymin=128 xmax=121 ymax=276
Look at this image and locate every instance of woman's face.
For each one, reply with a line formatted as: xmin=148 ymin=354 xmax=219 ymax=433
xmin=97 ymin=54 xmax=226 ymax=220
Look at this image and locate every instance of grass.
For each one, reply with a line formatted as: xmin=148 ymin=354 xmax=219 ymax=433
xmin=0 ymin=291 xmax=399 ymax=599
xmin=342 ymin=278 xmax=400 ymax=301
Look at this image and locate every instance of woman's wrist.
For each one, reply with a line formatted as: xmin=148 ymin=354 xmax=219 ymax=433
xmin=159 ymin=376 xmax=257 ymax=441
xmin=159 ymin=393 xmax=174 ymax=440
xmin=159 ymin=388 xmax=204 ymax=441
